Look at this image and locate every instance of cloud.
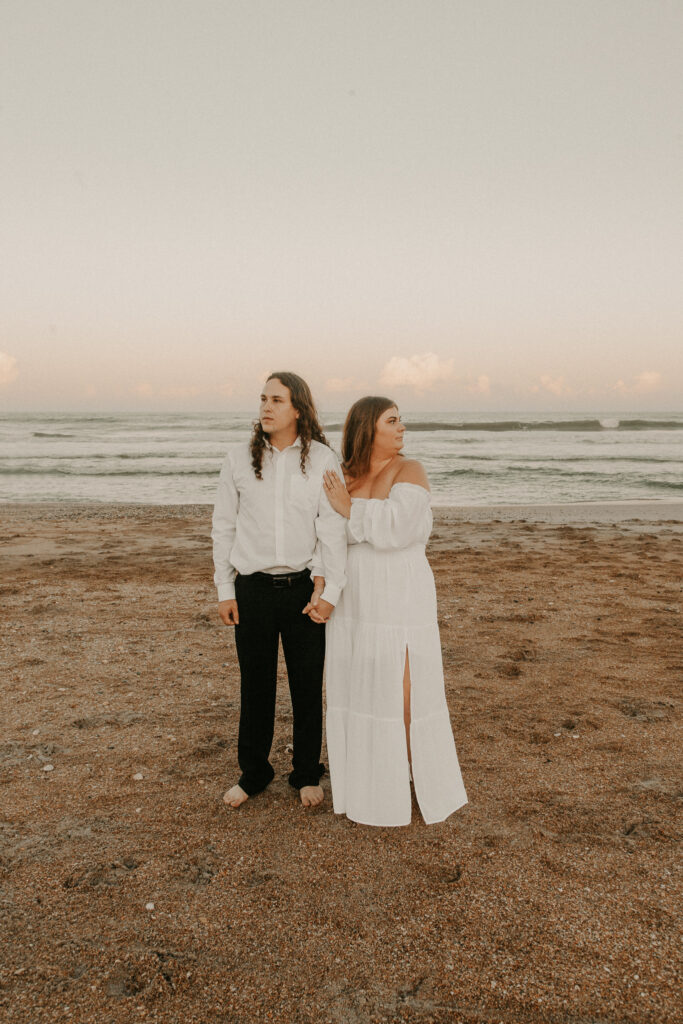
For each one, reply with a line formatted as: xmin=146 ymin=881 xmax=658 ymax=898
xmin=613 ymin=370 xmax=661 ymax=395
xmin=0 ymin=352 xmax=19 ymax=386
xmin=325 ymin=377 xmax=366 ymax=393
xmin=633 ymin=370 xmax=661 ymax=392
xmin=379 ymin=352 xmax=455 ymax=393
xmin=530 ymin=374 xmax=571 ymax=397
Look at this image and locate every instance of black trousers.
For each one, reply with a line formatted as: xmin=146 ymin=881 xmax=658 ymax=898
xmin=233 ymin=572 xmax=326 ymax=795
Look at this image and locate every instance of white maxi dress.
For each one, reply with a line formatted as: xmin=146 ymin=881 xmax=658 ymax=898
xmin=325 ymin=482 xmax=468 ymax=826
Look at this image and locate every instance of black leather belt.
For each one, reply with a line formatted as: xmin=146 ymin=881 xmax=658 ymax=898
xmin=250 ymin=569 xmax=310 ymax=588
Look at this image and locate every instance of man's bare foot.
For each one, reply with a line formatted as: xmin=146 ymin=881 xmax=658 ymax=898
xmin=300 ymin=784 xmax=324 ymax=807
xmin=223 ymin=784 xmax=249 ymax=808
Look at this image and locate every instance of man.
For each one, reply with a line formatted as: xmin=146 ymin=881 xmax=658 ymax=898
xmin=212 ymin=372 xmax=347 ymax=809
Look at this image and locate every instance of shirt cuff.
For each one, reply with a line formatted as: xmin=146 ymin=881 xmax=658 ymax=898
xmin=217 ymin=582 xmax=236 ymax=602
xmin=320 ymin=583 xmax=341 ymax=607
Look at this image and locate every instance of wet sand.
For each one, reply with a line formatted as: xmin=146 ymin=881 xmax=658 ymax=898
xmin=1 ymin=502 xmax=681 ymax=1024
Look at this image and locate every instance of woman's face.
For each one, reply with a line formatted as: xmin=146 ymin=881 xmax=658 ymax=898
xmin=373 ymin=406 xmax=405 ymax=454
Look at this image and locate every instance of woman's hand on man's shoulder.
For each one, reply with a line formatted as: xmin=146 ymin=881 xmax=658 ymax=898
xmin=394 ymin=459 xmax=430 ymax=491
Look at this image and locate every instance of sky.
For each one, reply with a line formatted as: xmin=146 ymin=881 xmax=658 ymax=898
xmin=1 ymin=0 xmax=681 ymax=413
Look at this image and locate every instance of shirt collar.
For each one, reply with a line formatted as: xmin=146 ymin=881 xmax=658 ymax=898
xmin=270 ymin=434 xmax=302 ymax=453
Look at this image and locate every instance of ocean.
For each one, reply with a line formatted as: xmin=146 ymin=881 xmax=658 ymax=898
xmin=1 ymin=412 xmax=681 ymax=507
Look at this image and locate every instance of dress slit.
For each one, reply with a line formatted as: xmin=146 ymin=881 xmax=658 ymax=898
xmin=402 ymin=644 xmax=412 ymax=771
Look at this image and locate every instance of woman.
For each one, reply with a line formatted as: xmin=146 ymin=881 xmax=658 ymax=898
xmin=321 ymin=396 xmax=468 ymax=826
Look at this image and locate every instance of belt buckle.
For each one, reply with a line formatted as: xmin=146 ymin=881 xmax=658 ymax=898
xmin=272 ymin=574 xmax=290 ymax=588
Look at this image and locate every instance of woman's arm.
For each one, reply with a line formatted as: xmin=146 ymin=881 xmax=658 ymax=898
xmin=323 ymin=469 xmax=352 ymax=518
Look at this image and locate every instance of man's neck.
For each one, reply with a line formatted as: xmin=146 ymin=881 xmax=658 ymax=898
xmin=268 ymin=428 xmax=299 ymax=452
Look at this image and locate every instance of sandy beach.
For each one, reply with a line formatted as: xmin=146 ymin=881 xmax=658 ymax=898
xmin=1 ymin=501 xmax=681 ymax=1024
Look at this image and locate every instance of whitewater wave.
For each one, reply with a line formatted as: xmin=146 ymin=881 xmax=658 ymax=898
xmin=381 ymin=418 xmax=683 ymax=432
xmin=0 ymin=466 xmax=220 ymax=477
xmin=434 ymin=465 xmax=683 ymax=485
xmin=8 ymin=452 xmax=223 ymax=461
xmin=644 ymin=479 xmax=683 ymax=491
xmin=436 ymin=454 xmax=678 ymax=464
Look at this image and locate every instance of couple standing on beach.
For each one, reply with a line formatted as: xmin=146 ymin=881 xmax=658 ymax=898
xmin=212 ymin=372 xmax=467 ymax=827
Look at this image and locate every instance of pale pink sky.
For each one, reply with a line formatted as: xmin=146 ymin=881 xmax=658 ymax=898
xmin=1 ymin=1 xmax=681 ymax=413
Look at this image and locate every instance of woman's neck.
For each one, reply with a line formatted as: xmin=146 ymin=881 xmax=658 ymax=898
xmin=368 ymin=449 xmax=397 ymax=474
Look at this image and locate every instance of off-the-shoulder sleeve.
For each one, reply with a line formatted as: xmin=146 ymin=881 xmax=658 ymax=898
xmin=347 ymin=483 xmax=431 ymax=549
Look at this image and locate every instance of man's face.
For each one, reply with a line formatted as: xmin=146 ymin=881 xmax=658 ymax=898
xmin=259 ymin=378 xmax=299 ymax=438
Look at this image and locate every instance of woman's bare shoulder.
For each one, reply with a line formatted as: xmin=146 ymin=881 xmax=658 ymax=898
xmin=393 ymin=459 xmax=430 ymax=491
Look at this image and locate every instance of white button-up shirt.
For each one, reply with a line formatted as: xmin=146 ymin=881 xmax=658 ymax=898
xmin=211 ymin=437 xmax=347 ymax=606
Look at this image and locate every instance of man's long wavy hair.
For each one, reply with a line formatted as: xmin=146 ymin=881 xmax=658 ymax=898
xmin=342 ymin=396 xmax=397 ymax=481
xmin=250 ymin=372 xmax=328 ymax=479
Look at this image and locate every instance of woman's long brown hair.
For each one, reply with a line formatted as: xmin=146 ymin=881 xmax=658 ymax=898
xmin=250 ymin=372 xmax=328 ymax=479
xmin=342 ymin=396 xmax=397 ymax=481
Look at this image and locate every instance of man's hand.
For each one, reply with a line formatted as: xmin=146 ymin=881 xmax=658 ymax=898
xmin=218 ymin=599 xmax=239 ymax=625
xmin=308 ymin=597 xmax=334 ymax=624
xmin=302 ymin=576 xmax=325 ymax=616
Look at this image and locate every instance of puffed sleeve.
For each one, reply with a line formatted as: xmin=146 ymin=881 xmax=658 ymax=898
xmin=347 ymin=483 xmax=432 ymax=550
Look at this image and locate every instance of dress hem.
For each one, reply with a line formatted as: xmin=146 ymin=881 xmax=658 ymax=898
xmin=333 ymin=808 xmax=411 ymax=828
xmin=333 ymin=795 xmax=468 ymax=828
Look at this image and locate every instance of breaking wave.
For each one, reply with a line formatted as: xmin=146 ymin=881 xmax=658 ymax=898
xmin=383 ymin=418 xmax=683 ymax=432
